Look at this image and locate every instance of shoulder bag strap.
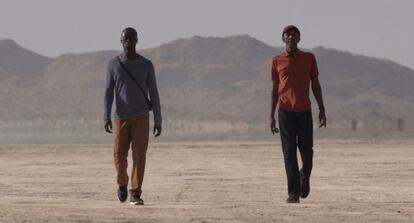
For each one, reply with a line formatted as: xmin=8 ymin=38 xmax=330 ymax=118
xmin=116 ymin=56 xmax=152 ymax=108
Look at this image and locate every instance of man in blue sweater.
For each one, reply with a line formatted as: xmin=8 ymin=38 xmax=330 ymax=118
xmin=104 ymin=27 xmax=162 ymax=205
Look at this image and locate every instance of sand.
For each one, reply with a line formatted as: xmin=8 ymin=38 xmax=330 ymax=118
xmin=0 ymin=141 xmax=413 ymax=222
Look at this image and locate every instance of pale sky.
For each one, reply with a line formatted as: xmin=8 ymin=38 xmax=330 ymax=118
xmin=1 ymin=0 xmax=413 ymax=69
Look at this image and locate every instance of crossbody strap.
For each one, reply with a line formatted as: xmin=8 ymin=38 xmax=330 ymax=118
xmin=116 ymin=56 xmax=152 ymax=107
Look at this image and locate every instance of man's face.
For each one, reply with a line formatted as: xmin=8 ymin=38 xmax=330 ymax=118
xmin=282 ymin=30 xmax=300 ymax=47
xmin=121 ymin=31 xmax=137 ymax=51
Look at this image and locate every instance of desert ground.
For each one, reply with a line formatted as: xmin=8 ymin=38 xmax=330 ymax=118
xmin=0 ymin=141 xmax=413 ymax=223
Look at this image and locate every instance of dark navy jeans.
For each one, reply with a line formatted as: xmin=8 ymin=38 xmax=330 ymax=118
xmin=278 ymin=108 xmax=314 ymax=196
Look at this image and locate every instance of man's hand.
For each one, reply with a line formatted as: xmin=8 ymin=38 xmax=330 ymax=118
xmin=104 ymin=120 xmax=112 ymax=133
xmin=153 ymin=124 xmax=162 ymax=137
xmin=319 ymin=111 xmax=327 ymax=128
xmin=270 ymin=117 xmax=279 ymax=134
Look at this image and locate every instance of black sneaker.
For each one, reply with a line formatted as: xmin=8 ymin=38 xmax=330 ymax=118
xmin=130 ymin=195 xmax=144 ymax=205
xmin=300 ymin=177 xmax=310 ymax=199
xmin=286 ymin=194 xmax=300 ymax=203
xmin=117 ymin=185 xmax=128 ymax=203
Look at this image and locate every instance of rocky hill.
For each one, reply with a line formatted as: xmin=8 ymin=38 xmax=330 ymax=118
xmin=1 ymin=36 xmax=413 ymax=143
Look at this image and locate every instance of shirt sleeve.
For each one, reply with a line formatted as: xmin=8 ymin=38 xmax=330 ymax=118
xmin=271 ymin=58 xmax=279 ymax=81
xmin=104 ymin=61 xmax=115 ymax=121
xmin=147 ymin=61 xmax=162 ymax=125
xmin=310 ymin=54 xmax=319 ymax=78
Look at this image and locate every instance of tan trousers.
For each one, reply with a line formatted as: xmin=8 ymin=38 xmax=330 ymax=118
xmin=113 ymin=113 xmax=149 ymax=196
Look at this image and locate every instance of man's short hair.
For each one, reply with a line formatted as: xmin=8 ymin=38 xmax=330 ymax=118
xmin=282 ymin=25 xmax=300 ymax=37
xmin=122 ymin=27 xmax=138 ymax=38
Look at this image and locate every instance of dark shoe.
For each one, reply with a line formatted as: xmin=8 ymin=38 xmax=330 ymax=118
xmin=300 ymin=177 xmax=310 ymax=199
xmin=286 ymin=194 xmax=300 ymax=203
xmin=130 ymin=195 xmax=144 ymax=205
xmin=117 ymin=185 xmax=128 ymax=203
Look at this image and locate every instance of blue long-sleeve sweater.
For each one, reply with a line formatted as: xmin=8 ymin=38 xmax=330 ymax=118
xmin=104 ymin=55 xmax=162 ymax=125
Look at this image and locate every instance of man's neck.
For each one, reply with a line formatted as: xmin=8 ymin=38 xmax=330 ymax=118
xmin=286 ymin=46 xmax=298 ymax=56
xmin=121 ymin=50 xmax=138 ymax=60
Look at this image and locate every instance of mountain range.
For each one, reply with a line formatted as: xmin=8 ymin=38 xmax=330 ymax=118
xmin=0 ymin=36 xmax=413 ymax=144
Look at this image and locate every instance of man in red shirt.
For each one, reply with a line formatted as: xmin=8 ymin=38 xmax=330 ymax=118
xmin=270 ymin=25 xmax=326 ymax=203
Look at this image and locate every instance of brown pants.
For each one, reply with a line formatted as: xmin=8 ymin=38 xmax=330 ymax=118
xmin=113 ymin=113 xmax=149 ymax=197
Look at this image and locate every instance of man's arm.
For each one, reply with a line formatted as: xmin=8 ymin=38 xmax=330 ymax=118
xmin=104 ymin=63 xmax=115 ymax=133
xmin=270 ymin=80 xmax=280 ymax=134
xmin=147 ymin=61 xmax=162 ymax=137
xmin=270 ymin=58 xmax=280 ymax=134
xmin=311 ymin=75 xmax=327 ymax=128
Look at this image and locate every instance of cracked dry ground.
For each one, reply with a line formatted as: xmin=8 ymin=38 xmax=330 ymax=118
xmin=0 ymin=141 xmax=413 ymax=222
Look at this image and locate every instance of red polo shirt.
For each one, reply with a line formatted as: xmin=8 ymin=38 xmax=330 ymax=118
xmin=271 ymin=50 xmax=319 ymax=112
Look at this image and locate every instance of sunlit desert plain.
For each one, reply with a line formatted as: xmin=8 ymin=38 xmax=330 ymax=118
xmin=1 ymin=141 xmax=413 ymax=222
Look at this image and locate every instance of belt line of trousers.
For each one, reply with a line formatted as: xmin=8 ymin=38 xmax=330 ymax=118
xmin=278 ymin=108 xmax=314 ymax=196
xmin=113 ymin=113 xmax=149 ymax=197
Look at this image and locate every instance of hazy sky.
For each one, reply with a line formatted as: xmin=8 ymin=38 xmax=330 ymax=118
xmin=1 ymin=0 xmax=413 ymax=69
